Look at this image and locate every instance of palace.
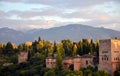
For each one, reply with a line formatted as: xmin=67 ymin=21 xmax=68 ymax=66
xmin=46 ymin=54 xmax=96 ymax=70
xmin=45 ymin=39 xmax=120 ymax=76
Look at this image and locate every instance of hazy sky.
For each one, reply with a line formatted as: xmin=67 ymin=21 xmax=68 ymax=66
xmin=0 ymin=0 xmax=120 ymax=31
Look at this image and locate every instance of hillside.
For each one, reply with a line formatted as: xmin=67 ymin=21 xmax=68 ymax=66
xmin=0 ymin=24 xmax=120 ymax=44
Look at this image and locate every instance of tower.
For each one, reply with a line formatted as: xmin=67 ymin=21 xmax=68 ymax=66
xmin=99 ymin=39 xmax=120 ymax=76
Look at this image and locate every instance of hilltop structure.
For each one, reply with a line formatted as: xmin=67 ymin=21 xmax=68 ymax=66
xmin=46 ymin=56 xmax=56 ymax=68
xmin=45 ymin=39 xmax=120 ymax=76
xmin=46 ymin=54 xmax=96 ymax=70
xmin=18 ymin=51 xmax=28 ymax=63
xmin=98 ymin=39 xmax=120 ymax=76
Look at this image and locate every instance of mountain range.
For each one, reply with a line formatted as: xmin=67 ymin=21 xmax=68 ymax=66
xmin=0 ymin=24 xmax=120 ymax=44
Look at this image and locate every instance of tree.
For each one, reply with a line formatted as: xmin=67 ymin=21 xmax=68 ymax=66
xmin=89 ymin=39 xmax=95 ymax=54
xmin=72 ymin=42 xmax=78 ymax=56
xmin=10 ymin=53 xmax=18 ymax=63
xmin=95 ymin=39 xmax=99 ymax=63
xmin=37 ymin=41 xmax=43 ymax=52
xmin=74 ymin=70 xmax=83 ymax=76
xmin=53 ymin=41 xmax=57 ymax=53
xmin=84 ymin=69 xmax=92 ymax=76
xmin=30 ymin=52 xmax=45 ymax=64
xmin=43 ymin=40 xmax=53 ymax=57
xmin=32 ymin=40 xmax=38 ymax=53
xmin=65 ymin=70 xmax=83 ymax=76
xmin=97 ymin=70 xmax=109 ymax=76
xmin=61 ymin=39 xmax=73 ymax=56
xmin=56 ymin=43 xmax=65 ymax=70
xmin=82 ymin=39 xmax=89 ymax=54
xmin=3 ymin=42 xmax=14 ymax=55
xmin=57 ymin=43 xmax=65 ymax=58
xmin=44 ymin=69 xmax=55 ymax=76
xmin=18 ymin=44 xmax=24 ymax=51
xmin=77 ymin=41 xmax=83 ymax=55
xmin=0 ymin=43 xmax=4 ymax=54
xmin=19 ymin=69 xmax=37 ymax=76
xmin=38 ymin=36 xmax=42 ymax=42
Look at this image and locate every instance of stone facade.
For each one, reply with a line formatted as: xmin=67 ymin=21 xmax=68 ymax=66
xmin=46 ymin=55 xmax=95 ymax=70
xmin=98 ymin=39 xmax=120 ymax=76
xmin=81 ymin=54 xmax=95 ymax=68
xmin=45 ymin=39 xmax=120 ymax=76
xmin=73 ymin=55 xmax=81 ymax=70
xmin=62 ymin=57 xmax=73 ymax=70
xmin=46 ymin=56 xmax=56 ymax=68
xmin=62 ymin=55 xmax=95 ymax=70
xmin=18 ymin=52 xmax=28 ymax=63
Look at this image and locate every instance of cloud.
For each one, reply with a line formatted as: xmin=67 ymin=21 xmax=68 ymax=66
xmin=1 ymin=0 xmax=120 ymax=10
xmin=0 ymin=18 xmax=62 ymax=30
xmin=2 ymin=0 xmax=119 ymax=9
xmin=98 ymin=23 xmax=120 ymax=31
xmin=0 ymin=0 xmax=120 ymax=31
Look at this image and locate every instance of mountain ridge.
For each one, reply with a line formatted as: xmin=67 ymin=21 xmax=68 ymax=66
xmin=0 ymin=24 xmax=120 ymax=44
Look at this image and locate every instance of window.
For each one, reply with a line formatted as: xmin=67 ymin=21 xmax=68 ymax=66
xmin=114 ymin=51 xmax=119 ymax=53
xmin=117 ymin=57 xmax=119 ymax=60
xmin=104 ymin=57 xmax=106 ymax=60
xmin=107 ymin=57 xmax=108 ymax=60
xmin=114 ymin=58 xmax=116 ymax=60
xmin=86 ymin=60 xmax=88 ymax=65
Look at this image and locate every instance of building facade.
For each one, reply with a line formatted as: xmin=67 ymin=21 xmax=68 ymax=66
xmin=46 ymin=55 xmax=95 ymax=70
xmin=18 ymin=52 xmax=28 ymax=63
xmin=81 ymin=54 xmax=95 ymax=68
xmin=73 ymin=55 xmax=81 ymax=70
xmin=62 ymin=57 xmax=73 ymax=70
xmin=46 ymin=56 xmax=56 ymax=68
xmin=98 ymin=39 xmax=120 ymax=76
xmin=45 ymin=39 xmax=120 ymax=76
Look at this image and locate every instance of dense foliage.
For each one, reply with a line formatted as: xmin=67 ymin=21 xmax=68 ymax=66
xmin=0 ymin=37 xmax=118 ymax=76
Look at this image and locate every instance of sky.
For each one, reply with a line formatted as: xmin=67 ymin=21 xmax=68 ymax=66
xmin=0 ymin=0 xmax=120 ymax=31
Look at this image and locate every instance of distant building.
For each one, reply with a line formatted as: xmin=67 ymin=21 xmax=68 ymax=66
xmin=73 ymin=55 xmax=81 ymax=70
xmin=74 ymin=54 xmax=95 ymax=70
xmin=18 ymin=51 xmax=28 ymax=63
xmin=81 ymin=54 xmax=95 ymax=68
xmin=46 ymin=56 xmax=56 ymax=68
xmin=62 ymin=54 xmax=95 ymax=70
xmin=62 ymin=57 xmax=73 ymax=70
xmin=98 ymin=39 xmax=120 ymax=76
xmin=45 ymin=39 xmax=120 ymax=76
xmin=46 ymin=54 xmax=96 ymax=70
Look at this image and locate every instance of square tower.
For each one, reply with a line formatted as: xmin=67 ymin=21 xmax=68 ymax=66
xmin=18 ymin=51 xmax=28 ymax=63
xmin=99 ymin=39 xmax=120 ymax=76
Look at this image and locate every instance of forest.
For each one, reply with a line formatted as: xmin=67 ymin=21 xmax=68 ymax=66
xmin=0 ymin=37 xmax=120 ymax=76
